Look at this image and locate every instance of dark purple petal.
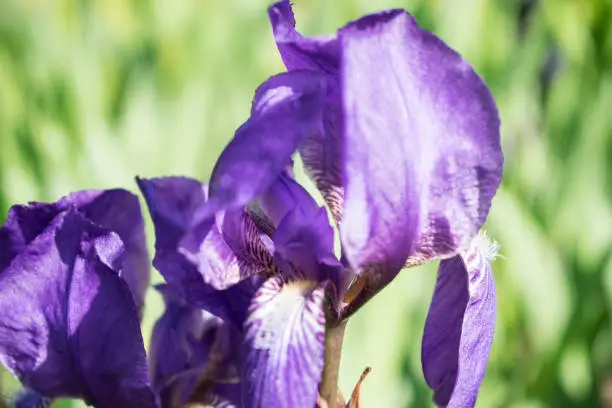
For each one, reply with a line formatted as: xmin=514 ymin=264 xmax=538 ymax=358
xmin=59 ymin=190 xmax=150 ymax=312
xmin=259 ymin=171 xmax=319 ymax=228
xmin=150 ymin=285 xmax=242 ymax=408
xmin=0 ymin=209 xmax=156 ymax=408
xmin=0 ymin=189 xmax=150 ymax=312
xmin=243 ymin=276 xmax=326 ymax=408
xmin=269 ymin=1 xmax=345 ymax=223
xmin=422 ymin=233 xmax=497 ymax=408
xmin=339 ymin=10 xmax=502 ymax=296
xmin=182 ymin=70 xmax=326 ymax=249
xmin=150 ymin=285 xmax=220 ymax=392
xmin=14 ymin=389 xmax=53 ymax=408
xmin=137 ymin=176 xmax=273 ymax=292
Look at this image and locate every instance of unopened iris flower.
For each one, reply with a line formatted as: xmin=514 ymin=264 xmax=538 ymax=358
xmin=0 ymin=1 xmax=503 ymax=408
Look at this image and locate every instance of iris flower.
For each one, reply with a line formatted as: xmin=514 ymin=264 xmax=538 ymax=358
xmin=0 ymin=1 xmax=502 ymax=408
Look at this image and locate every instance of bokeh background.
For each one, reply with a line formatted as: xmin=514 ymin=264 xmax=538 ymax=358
xmin=1 ymin=0 xmax=611 ymax=407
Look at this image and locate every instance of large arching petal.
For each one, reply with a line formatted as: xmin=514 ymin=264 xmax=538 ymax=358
xmin=339 ymin=10 xmax=502 ymax=309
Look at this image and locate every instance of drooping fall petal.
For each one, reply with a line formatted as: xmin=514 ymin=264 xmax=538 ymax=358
xmin=422 ymin=232 xmax=497 ymax=408
xmin=243 ymin=276 xmax=327 ymax=408
xmin=0 ymin=209 xmax=156 ymax=408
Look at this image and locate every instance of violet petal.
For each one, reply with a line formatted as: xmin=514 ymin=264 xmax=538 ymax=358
xmin=137 ymin=176 xmax=272 ymax=293
xmin=269 ymin=1 xmax=344 ymax=223
xmin=339 ymin=9 xmax=502 ymax=295
xmin=0 ymin=209 xmax=156 ymax=407
xmin=182 ymin=69 xmax=327 ymax=248
xmin=422 ymin=233 xmax=497 ymax=407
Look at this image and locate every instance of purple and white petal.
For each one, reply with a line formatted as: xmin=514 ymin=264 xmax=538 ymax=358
xmin=243 ymin=276 xmax=327 ymax=408
xmin=0 ymin=209 xmax=156 ymax=407
xmin=269 ymin=1 xmax=345 ymax=223
xmin=422 ymin=232 xmax=498 ymax=408
xmin=339 ymin=10 xmax=502 ymax=302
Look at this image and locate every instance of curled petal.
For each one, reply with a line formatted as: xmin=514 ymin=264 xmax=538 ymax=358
xmin=269 ymin=1 xmax=344 ymax=223
xmin=0 ymin=209 xmax=156 ymax=407
xmin=422 ymin=232 xmax=497 ymax=407
xmin=183 ymin=70 xmax=327 ymax=241
xmin=0 ymin=189 xmax=150 ymax=311
xmin=60 ymin=190 xmax=150 ymax=312
xmin=137 ymin=176 xmax=273 ymax=293
xmin=339 ymin=10 xmax=502 ymax=302
xmin=243 ymin=276 xmax=327 ymax=408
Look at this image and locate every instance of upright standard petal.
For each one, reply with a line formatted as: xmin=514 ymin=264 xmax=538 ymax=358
xmin=269 ymin=1 xmax=345 ymax=223
xmin=243 ymin=276 xmax=327 ymax=408
xmin=184 ymin=70 xmax=326 ymax=235
xmin=0 ymin=209 xmax=156 ymax=408
xmin=421 ymin=232 xmax=497 ymax=408
xmin=138 ymin=176 xmax=273 ymax=293
xmin=339 ymin=10 xmax=502 ymax=305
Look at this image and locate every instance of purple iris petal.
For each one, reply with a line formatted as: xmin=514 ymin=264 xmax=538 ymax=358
xmin=269 ymin=2 xmax=344 ymax=223
xmin=259 ymin=171 xmax=319 ymax=228
xmin=181 ymin=70 xmax=327 ymax=253
xmin=422 ymin=233 xmax=497 ymax=407
xmin=0 ymin=189 xmax=150 ymax=311
xmin=0 ymin=209 xmax=156 ymax=407
xmin=137 ymin=176 xmax=271 ymax=298
xmin=243 ymin=275 xmax=327 ymax=408
xmin=339 ymin=9 xmax=502 ymax=292
xmin=150 ymin=285 xmax=241 ymax=408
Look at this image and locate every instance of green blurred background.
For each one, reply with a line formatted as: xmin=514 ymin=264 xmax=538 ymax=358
xmin=1 ymin=0 xmax=611 ymax=407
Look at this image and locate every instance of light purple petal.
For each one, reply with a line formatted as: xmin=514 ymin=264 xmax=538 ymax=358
xmin=269 ymin=1 xmax=344 ymax=223
xmin=137 ymin=176 xmax=273 ymax=292
xmin=0 ymin=209 xmax=156 ymax=407
xmin=182 ymin=70 xmax=326 ymax=251
xmin=339 ymin=10 xmax=502 ymax=302
xmin=422 ymin=233 xmax=497 ymax=408
xmin=243 ymin=276 xmax=326 ymax=408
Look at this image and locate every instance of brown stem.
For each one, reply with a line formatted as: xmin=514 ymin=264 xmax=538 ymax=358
xmin=319 ymin=319 xmax=347 ymax=406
